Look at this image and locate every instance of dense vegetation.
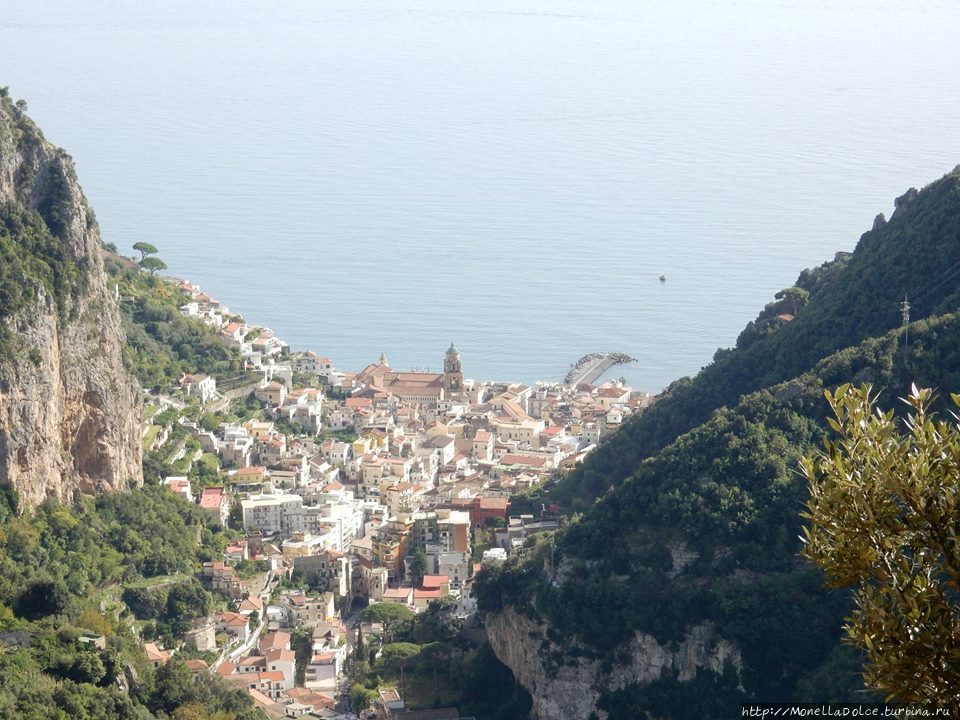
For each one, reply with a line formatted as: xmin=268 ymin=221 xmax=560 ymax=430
xmin=0 ymin=485 xmax=256 ymax=719
xmin=0 ymin=202 xmax=85 ymax=327
xmin=350 ymin=599 xmax=531 ymax=719
xmin=481 ymin=167 xmax=960 ymax=715
xmin=105 ymin=252 xmax=243 ymax=389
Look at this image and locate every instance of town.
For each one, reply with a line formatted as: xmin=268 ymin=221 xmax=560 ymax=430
xmin=137 ymin=277 xmax=653 ymax=719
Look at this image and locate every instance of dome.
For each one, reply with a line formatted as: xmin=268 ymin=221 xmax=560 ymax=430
xmin=446 ymin=342 xmax=459 ymax=356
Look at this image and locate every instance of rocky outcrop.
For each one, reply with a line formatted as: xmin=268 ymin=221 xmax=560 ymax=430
xmin=485 ymin=606 xmax=741 ymax=720
xmin=891 ymin=187 xmax=919 ymax=219
xmin=0 ymin=97 xmax=142 ymax=508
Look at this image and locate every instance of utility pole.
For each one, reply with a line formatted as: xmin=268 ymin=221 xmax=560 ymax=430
xmin=901 ymin=296 xmax=911 ymax=349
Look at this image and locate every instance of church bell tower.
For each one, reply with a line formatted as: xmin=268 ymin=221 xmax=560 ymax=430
xmin=443 ymin=342 xmax=463 ymax=392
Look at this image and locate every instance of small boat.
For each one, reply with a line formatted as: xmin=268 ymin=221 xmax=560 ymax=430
xmin=659 ymin=274 xmax=666 ymax=282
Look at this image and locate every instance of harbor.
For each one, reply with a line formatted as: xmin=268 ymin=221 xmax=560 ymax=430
xmin=564 ymin=352 xmax=636 ymax=385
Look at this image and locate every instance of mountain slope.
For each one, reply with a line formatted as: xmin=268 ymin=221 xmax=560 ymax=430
xmin=552 ymin=169 xmax=960 ymax=510
xmin=480 ymin=168 xmax=960 ymax=719
xmin=0 ymin=92 xmax=142 ymax=506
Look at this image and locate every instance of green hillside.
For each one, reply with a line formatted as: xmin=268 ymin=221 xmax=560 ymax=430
xmin=481 ymin=167 xmax=960 ymax=715
xmin=551 ymin=167 xmax=960 ymax=511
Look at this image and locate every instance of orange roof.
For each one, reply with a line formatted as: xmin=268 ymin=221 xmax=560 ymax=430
xmin=143 ymin=643 xmax=169 ymax=663
xmin=199 ymin=487 xmax=225 ymax=508
xmin=184 ymin=659 xmax=208 ymax=672
xmin=283 ymin=688 xmax=336 ymax=707
xmin=479 ymin=497 xmax=510 ymax=510
xmin=264 ymin=648 xmax=296 ymax=663
xmin=500 ymin=454 xmax=548 ymax=467
xmin=236 ymin=655 xmax=266 ymax=667
xmin=217 ymin=661 xmax=236 ymax=676
xmin=236 ymin=465 xmax=267 ymax=475
xmin=259 ymin=631 xmax=291 ymax=650
xmin=414 ymin=589 xmax=441 ymax=600
xmin=382 ymin=588 xmax=412 ymax=600
xmin=421 ymin=574 xmax=449 ymax=588
xmin=247 ymin=689 xmax=274 ymax=708
xmin=238 ymin=597 xmax=263 ymax=612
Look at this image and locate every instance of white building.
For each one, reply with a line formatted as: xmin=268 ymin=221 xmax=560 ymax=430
xmin=180 ymin=373 xmax=217 ymax=403
xmin=241 ymin=494 xmax=304 ymax=535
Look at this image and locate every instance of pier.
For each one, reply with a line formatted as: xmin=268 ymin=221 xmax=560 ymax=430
xmin=564 ymin=352 xmax=635 ymax=385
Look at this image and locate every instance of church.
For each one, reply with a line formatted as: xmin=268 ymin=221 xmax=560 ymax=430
xmin=354 ymin=343 xmax=463 ymax=405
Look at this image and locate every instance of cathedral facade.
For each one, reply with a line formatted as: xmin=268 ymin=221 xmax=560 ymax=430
xmin=355 ymin=343 xmax=465 ymax=405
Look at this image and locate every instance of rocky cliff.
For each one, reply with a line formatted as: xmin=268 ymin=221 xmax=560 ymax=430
xmin=485 ymin=607 xmax=740 ymax=720
xmin=0 ymin=95 xmax=142 ymax=507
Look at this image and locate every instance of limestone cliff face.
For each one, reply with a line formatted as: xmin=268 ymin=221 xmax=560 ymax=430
xmin=0 ymin=99 xmax=142 ymax=507
xmin=485 ymin=606 xmax=740 ymax=720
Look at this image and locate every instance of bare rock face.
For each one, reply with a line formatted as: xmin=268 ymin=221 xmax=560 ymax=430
xmin=485 ymin=606 xmax=740 ymax=720
xmin=0 ymin=98 xmax=142 ymax=508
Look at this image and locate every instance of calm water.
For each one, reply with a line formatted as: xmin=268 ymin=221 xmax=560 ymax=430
xmin=4 ymin=0 xmax=960 ymax=390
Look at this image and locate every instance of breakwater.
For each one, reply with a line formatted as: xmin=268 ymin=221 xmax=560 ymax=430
xmin=564 ymin=352 xmax=635 ymax=385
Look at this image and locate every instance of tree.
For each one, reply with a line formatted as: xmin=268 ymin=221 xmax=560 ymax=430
xmin=349 ymin=683 xmax=377 ymax=712
xmin=406 ymin=549 xmax=427 ymax=587
xmin=139 ymin=257 xmax=168 ymax=275
xmin=379 ymin=642 xmax=420 ymax=675
xmin=133 ymin=242 xmax=158 ymax=261
xmin=14 ymin=577 xmax=70 ymax=620
xmin=774 ymin=286 xmax=809 ymax=316
xmin=354 ymin=623 xmax=365 ymax=661
xmin=801 ymin=384 xmax=960 ymax=710
xmin=419 ymin=641 xmax=452 ymax=702
xmin=360 ymin=603 xmax=414 ymax=644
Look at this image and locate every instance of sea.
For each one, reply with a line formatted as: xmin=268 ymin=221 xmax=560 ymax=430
xmin=4 ymin=0 xmax=960 ymax=392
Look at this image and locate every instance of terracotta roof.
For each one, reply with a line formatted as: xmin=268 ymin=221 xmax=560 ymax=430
xmin=247 ymin=689 xmax=274 ymax=708
xmin=500 ymin=454 xmax=548 ymax=467
xmin=199 ymin=487 xmax=225 ymax=508
xmin=143 ymin=643 xmax=169 ymax=663
xmin=219 ymin=611 xmax=248 ymax=627
xmin=264 ymin=648 xmax=296 ymax=663
xmin=283 ymin=688 xmax=336 ymax=707
xmin=421 ymin=575 xmax=449 ymax=588
xmin=259 ymin=631 xmax=291 ymax=650
xmin=236 ymin=465 xmax=267 ymax=475
xmin=479 ymin=497 xmax=510 ymax=510
xmin=238 ymin=597 xmax=263 ymax=612
xmin=236 ymin=655 xmax=266 ymax=668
